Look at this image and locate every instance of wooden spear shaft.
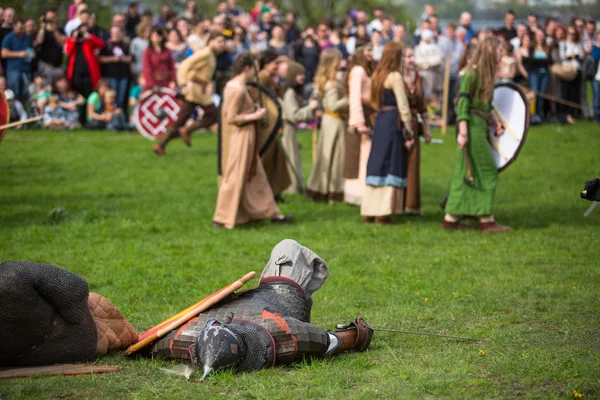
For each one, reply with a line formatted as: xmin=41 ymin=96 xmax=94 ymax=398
xmin=0 ymin=116 xmax=42 ymax=131
xmin=441 ymin=54 xmax=451 ymax=136
xmin=124 ymin=271 xmax=256 ymax=356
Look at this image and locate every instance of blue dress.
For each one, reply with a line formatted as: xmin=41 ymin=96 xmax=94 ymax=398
xmin=366 ymin=89 xmax=409 ymax=188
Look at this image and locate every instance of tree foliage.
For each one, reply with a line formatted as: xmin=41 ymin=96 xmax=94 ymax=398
xmin=4 ymin=0 xmax=413 ymax=31
xmin=3 ymin=0 xmax=113 ymax=27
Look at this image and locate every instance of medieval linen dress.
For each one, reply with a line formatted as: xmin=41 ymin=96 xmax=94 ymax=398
xmin=213 ymin=80 xmax=281 ymax=229
xmin=344 ymin=65 xmax=372 ymax=206
xmin=361 ymin=72 xmax=412 ymax=217
xmin=281 ymin=86 xmax=314 ymax=194
xmin=306 ymin=80 xmax=349 ymax=201
xmin=444 ymin=68 xmax=497 ymax=216
xmin=404 ymin=72 xmax=428 ymax=212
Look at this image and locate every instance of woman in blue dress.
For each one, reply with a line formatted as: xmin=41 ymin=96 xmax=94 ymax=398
xmin=360 ymin=41 xmax=414 ymax=225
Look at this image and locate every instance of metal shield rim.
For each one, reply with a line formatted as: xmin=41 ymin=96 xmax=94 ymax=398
xmin=494 ymin=81 xmax=530 ymax=173
xmin=134 ymin=87 xmax=180 ymax=141
xmin=245 ymin=81 xmax=282 ymax=156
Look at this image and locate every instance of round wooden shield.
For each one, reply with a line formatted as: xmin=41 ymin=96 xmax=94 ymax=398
xmin=491 ymin=82 xmax=529 ymax=172
xmin=134 ymin=88 xmax=182 ymax=141
xmin=218 ymin=82 xmax=282 ymax=175
xmin=0 ymin=91 xmax=9 ymax=143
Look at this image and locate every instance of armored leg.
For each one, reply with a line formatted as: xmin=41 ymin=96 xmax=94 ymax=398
xmin=324 ymin=317 xmax=373 ymax=356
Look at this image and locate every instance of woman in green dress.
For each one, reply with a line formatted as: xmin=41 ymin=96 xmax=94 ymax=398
xmin=443 ymin=37 xmax=510 ymax=233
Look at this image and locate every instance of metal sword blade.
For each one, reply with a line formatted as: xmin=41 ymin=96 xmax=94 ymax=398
xmin=584 ymin=202 xmax=599 ymax=217
xmin=372 ymin=328 xmax=488 ymax=342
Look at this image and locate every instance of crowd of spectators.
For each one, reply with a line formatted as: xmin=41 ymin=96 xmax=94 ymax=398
xmin=0 ymin=1 xmax=599 ymax=130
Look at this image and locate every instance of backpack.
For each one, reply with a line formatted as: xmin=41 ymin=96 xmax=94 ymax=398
xmin=581 ymin=55 xmax=596 ymax=80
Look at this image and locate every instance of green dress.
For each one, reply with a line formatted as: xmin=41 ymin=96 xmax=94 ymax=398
xmin=445 ymin=68 xmax=498 ymax=216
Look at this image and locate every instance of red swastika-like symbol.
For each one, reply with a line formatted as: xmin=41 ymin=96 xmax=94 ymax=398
xmin=134 ymin=88 xmax=182 ymax=141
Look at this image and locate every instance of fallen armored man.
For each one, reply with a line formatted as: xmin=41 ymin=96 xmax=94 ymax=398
xmin=0 ymin=240 xmax=373 ymax=379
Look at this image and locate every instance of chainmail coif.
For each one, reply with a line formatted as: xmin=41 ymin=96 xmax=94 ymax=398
xmin=0 ymin=260 xmax=97 ymax=366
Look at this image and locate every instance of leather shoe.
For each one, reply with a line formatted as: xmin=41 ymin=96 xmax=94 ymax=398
xmin=153 ymin=144 xmax=165 ymax=156
xmin=442 ymin=220 xmax=471 ymax=230
xmin=479 ymin=221 xmax=510 ymax=233
xmin=271 ymin=214 xmax=294 ymax=224
xmin=362 ymin=216 xmax=375 ymax=223
xmin=374 ymin=216 xmax=397 ymax=225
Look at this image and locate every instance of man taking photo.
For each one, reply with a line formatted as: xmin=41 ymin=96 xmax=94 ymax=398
xmin=34 ymin=9 xmax=66 ymax=85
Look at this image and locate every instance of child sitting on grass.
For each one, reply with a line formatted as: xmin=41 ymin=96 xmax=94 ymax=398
xmin=43 ymin=95 xmax=70 ymax=130
xmin=99 ymin=89 xmax=129 ymax=131
xmin=58 ymin=90 xmax=84 ymax=129
xmin=4 ymin=89 xmax=28 ymax=128
xmin=29 ymin=74 xmax=52 ymax=116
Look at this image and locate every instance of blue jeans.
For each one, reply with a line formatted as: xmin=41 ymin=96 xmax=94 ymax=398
xmin=528 ymin=69 xmax=549 ymax=118
xmin=592 ymin=80 xmax=600 ymax=123
xmin=107 ymin=111 xmax=129 ymax=131
xmin=108 ymin=77 xmax=129 ymax=112
xmin=6 ymin=69 xmax=31 ymax=102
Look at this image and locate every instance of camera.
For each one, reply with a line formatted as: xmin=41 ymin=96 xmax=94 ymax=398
xmin=76 ymin=31 xmax=84 ymax=40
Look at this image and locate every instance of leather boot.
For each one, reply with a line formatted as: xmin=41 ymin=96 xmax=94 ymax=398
xmin=179 ymin=127 xmax=192 ymax=147
xmin=325 ymin=317 xmax=373 ymax=356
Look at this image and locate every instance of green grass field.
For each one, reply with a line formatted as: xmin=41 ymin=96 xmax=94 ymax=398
xmin=0 ymin=123 xmax=599 ymax=399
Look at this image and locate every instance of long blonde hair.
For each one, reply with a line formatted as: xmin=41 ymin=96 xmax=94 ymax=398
xmin=370 ymin=41 xmax=403 ymax=110
xmin=467 ymin=36 xmax=500 ymax=103
xmin=314 ymin=48 xmax=342 ymax=93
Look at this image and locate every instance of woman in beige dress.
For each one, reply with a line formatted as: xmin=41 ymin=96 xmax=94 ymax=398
xmin=281 ymin=61 xmax=320 ymax=194
xmin=360 ymin=41 xmax=414 ymax=224
xmin=213 ymin=52 xmax=293 ymax=229
xmin=306 ymin=48 xmax=349 ymax=202
xmin=344 ymin=45 xmax=375 ymax=206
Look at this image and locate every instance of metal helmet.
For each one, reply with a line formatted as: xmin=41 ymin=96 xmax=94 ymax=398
xmin=194 ymin=320 xmax=244 ymax=380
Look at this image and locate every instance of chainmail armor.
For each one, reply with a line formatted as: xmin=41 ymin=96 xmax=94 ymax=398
xmin=227 ymin=321 xmax=275 ymax=371
xmin=150 ymin=280 xmax=311 ymax=361
xmin=0 ymin=261 xmax=97 ymax=366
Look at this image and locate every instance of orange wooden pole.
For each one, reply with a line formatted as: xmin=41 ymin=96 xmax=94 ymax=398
xmin=124 ymin=271 xmax=256 ymax=356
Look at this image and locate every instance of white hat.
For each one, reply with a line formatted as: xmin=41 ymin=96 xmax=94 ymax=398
xmin=4 ymin=89 xmax=15 ymax=101
xmin=421 ymin=30 xmax=434 ymax=40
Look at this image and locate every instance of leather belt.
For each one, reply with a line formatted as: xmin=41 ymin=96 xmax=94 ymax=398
xmin=190 ymin=77 xmax=209 ymax=87
xmin=324 ymin=110 xmax=342 ymax=119
xmin=469 ymin=109 xmax=492 ymax=126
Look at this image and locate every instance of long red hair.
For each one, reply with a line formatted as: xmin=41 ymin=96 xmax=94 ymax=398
xmin=346 ymin=46 xmax=374 ymax=95
xmin=370 ymin=41 xmax=403 ymax=110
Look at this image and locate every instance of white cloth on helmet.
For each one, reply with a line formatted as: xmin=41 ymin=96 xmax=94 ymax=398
xmin=260 ymin=239 xmax=328 ymax=298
